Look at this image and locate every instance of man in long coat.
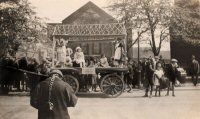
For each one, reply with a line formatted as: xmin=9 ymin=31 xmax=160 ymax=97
xmin=31 ymin=70 xmax=78 ymax=119
xmin=190 ymin=55 xmax=199 ymax=86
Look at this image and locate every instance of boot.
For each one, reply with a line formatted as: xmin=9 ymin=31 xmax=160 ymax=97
xmin=94 ymin=85 xmax=98 ymax=92
xmin=143 ymin=93 xmax=148 ymax=97
xmin=155 ymin=87 xmax=158 ymax=97
xmin=172 ymin=85 xmax=175 ymax=97
xmin=149 ymin=91 xmax=152 ymax=98
xmin=165 ymin=87 xmax=169 ymax=96
xmin=159 ymin=88 xmax=161 ymax=97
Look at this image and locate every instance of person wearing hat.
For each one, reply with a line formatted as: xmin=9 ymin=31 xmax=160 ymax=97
xmin=73 ymin=46 xmax=85 ymax=67
xmin=31 ymin=69 xmax=78 ymax=119
xmin=190 ymin=55 xmax=199 ymax=86
xmin=37 ymin=59 xmax=51 ymax=78
xmin=165 ymin=58 xmax=179 ymax=96
xmin=144 ymin=57 xmax=155 ymax=98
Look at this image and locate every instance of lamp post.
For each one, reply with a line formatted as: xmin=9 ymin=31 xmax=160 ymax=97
xmin=137 ymin=34 xmax=142 ymax=88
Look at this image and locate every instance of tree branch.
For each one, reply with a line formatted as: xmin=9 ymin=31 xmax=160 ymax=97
xmin=128 ymin=27 xmax=149 ymax=49
xmin=157 ymin=28 xmax=169 ymax=54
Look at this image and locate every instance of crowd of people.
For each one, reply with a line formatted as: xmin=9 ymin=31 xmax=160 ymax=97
xmin=0 ymin=37 xmax=199 ymax=96
xmin=124 ymin=55 xmax=180 ymax=97
xmin=0 ymin=56 xmax=50 ymax=92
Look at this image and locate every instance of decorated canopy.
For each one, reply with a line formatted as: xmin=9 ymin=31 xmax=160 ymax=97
xmin=48 ymin=23 xmax=126 ymax=41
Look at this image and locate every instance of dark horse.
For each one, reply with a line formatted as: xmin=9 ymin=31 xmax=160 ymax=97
xmin=0 ymin=57 xmax=18 ymax=94
xmin=0 ymin=57 xmax=28 ymax=94
xmin=156 ymin=64 xmax=184 ymax=96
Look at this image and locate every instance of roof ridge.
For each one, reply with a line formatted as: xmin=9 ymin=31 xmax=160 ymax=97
xmin=62 ymin=1 xmax=116 ymax=24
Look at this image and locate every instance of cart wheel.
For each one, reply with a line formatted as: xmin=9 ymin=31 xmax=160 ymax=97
xmin=63 ymin=75 xmax=79 ymax=94
xmin=100 ymin=74 xmax=124 ymax=98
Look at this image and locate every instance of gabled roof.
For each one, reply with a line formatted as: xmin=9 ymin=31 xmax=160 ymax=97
xmin=62 ymin=1 xmax=116 ymax=24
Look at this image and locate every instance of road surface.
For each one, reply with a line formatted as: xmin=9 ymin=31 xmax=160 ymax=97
xmin=0 ymin=84 xmax=200 ymax=119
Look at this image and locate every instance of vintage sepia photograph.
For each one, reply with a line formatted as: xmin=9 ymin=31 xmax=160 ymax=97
xmin=0 ymin=0 xmax=200 ymax=119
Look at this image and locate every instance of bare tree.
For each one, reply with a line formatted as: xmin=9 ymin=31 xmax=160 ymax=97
xmin=107 ymin=0 xmax=172 ymax=56
xmin=107 ymin=0 xmax=148 ymax=50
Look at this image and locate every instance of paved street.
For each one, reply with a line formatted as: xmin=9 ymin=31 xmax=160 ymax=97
xmin=0 ymin=84 xmax=200 ymax=119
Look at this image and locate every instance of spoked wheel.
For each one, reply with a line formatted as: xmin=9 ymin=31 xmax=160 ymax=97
xmin=63 ymin=75 xmax=79 ymax=94
xmin=100 ymin=74 xmax=125 ymax=98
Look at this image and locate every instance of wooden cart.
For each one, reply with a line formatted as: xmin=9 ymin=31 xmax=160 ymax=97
xmin=49 ymin=23 xmax=128 ymax=97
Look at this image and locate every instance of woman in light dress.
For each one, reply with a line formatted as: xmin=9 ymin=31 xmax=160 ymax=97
xmin=56 ymin=39 xmax=67 ymax=67
xmin=114 ymin=38 xmax=125 ymax=67
xmin=153 ymin=62 xmax=164 ymax=96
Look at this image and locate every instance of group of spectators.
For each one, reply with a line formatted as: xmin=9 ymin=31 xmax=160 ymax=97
xmin=126 ymin=54 xmax=199 ymax=98
xmin=0 ymin=51 xmax=51 ymax=92
xmin=124 ymin=55 xmax=181 ymax=98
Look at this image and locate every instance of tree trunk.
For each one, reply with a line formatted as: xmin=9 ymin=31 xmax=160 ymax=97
xmin=150 ymin=28 xmax=159 ymax=56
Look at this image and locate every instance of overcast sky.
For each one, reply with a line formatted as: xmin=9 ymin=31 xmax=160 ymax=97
xmin=28 ymin=0 xmax=110 ymax=23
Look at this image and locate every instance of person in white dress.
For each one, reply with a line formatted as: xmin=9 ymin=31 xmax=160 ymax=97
xmin=56 ymin=38 xmax=67 ymax=67
xmin=114 ymin=38 xmax=125 ymax=67
xmin=153 ymin=62 xmax=164 ymax=96
xmin=73 ymin=47 xmax=85 ymax=67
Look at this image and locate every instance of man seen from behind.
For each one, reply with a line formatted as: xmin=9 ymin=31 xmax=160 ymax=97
xmin=31 ymin=69 xmax=78 ymax=119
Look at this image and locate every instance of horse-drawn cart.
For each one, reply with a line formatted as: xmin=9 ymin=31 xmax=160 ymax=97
xmin=0 ymin=23 xmax=129 ymax=98
xmin=56 ymin=67 xmax=128 ymax=97
xmin=49 ymin=23 xmax=128 ymax=97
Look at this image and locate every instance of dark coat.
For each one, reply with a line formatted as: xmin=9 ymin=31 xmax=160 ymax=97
xmin=126 ymin=63 xmax=134 ymax=84
xmin=31 ymin=76 xmax=78 ymax=119
xmin=191 ymin=59 xmax=199 ymax=75
xmin=166 ymin=64 xmax=178 ymax=83
xmin=145 ymin=61 xmax=155 ymax=85
xmin=141 ymin=61 xmax=148 ymax=75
